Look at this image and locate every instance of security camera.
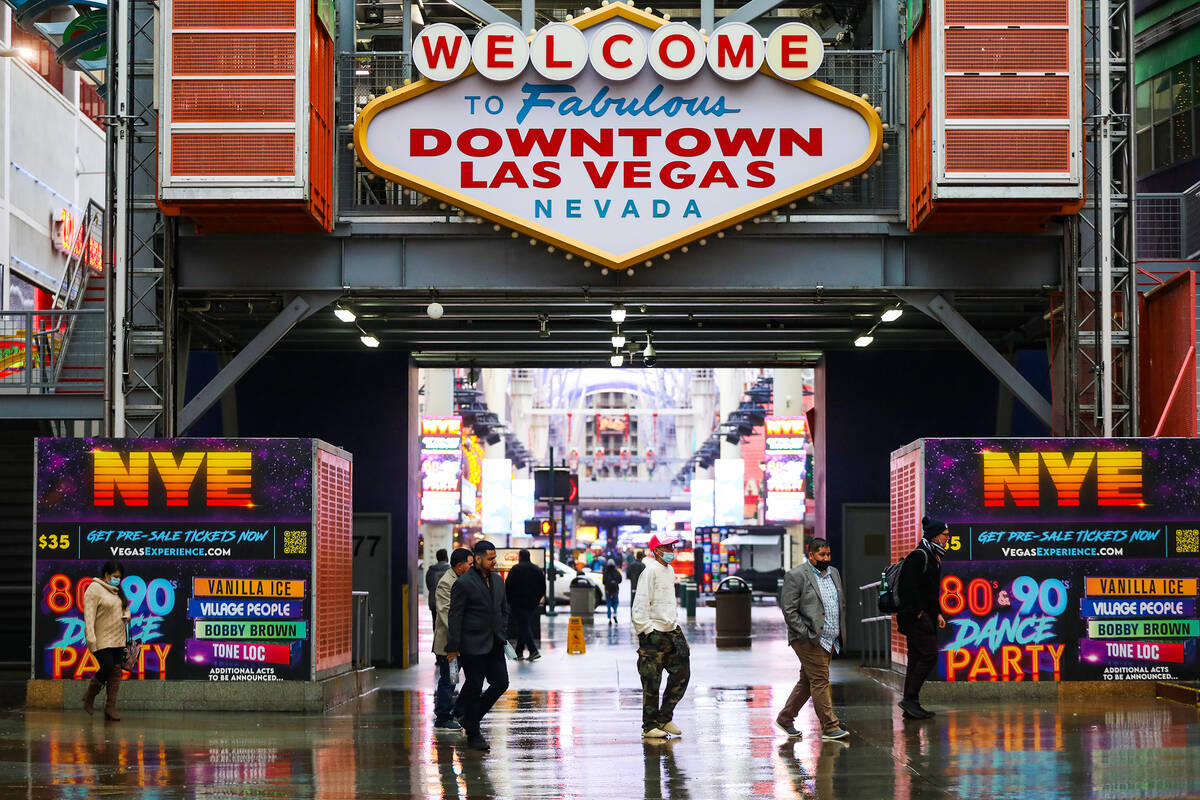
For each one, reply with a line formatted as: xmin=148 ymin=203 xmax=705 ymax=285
xmin=643 ymin=333 xmax=657 ymax=367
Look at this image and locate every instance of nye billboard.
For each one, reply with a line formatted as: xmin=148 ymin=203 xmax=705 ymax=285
xmin=34 ymin=438 xmax=322 ymax=682
xmin=919 ymin=438 xmax=1200 ymax=682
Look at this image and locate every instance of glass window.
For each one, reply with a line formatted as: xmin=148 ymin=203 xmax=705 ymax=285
xmin=1153 ymin=72 xmax=1173 ymax=122
xmin=1154 ymin=121 xmax=1172 ymax=168
xmin=1137 ymin=129 xmax=1152 ymax=175
xmin=1136 ymin=81 xmax=1151 ymax=131
xmin=7 ymin=272 xmax=37 ymax=311
xmin=1173 ymin=63 xmax=1193 ymax=114
xmin=1174 ymin=111 xmax=1194 ymax=162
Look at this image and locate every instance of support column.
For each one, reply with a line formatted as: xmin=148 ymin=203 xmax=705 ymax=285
xmin=691 ymin=369 xmax=715 ymax=477
xmin=480 ymin=368 xmax=509 ymax=459
xmin=772 ymin=368 xmax=809 ymax=563
xmin=509 ymin=369 xmax=534 ymax=465
xmin=422 ymin=369 xmax=456 ymax=567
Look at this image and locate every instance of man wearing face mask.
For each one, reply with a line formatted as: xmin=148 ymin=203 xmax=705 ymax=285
xmin=897 ymin=517 xmax=950 ymax=720
xmin=776 ymin=538 xmax=849 ymax=741
xmin=631 ymin=534 xmax=690 ymax=740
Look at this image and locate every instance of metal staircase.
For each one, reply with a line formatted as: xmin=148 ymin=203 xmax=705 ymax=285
xmin=47 ymin=201 xmax=106 ymax=396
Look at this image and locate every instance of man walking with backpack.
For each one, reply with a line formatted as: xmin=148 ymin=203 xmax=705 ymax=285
xmin=897 ymin=517 xmax=951 ymax=720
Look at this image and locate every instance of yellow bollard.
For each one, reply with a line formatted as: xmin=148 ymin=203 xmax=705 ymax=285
xmin=567 ymin=616 xmax=586 ymax=654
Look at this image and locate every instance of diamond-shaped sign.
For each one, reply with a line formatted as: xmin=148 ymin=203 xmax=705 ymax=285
xmin=355 ymin=6 xmax=882 ymax=270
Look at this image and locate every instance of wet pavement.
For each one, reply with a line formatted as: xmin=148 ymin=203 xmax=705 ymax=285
xmin=6 ymin=593 xmax=1200 ymax=799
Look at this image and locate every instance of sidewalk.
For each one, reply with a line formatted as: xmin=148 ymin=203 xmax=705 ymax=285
xmin=6 ymin=601 xmax=1199 ymax=799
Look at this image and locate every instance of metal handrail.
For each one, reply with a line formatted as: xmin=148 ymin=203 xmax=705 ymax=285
xmin=0 ymin=309 xmax=106 ymax=394
xmin=858 ymin=581 xmax=891 ymax=668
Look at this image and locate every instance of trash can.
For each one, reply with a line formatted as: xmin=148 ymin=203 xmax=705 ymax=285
xmin=681 ymin=582 xmax=698 ymax=619
xmin=714 ymin=576 xmax=753 ymax=648
xmin=569 ymin=575 xmax=595 ymax=624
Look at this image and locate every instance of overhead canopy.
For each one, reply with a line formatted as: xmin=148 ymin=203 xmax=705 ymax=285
xmin=721 ymin=534 xmax=784 ymax=547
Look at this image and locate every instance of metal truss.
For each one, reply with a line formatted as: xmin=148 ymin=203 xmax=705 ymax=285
xmin=106 ymin=0 xmax=174 ymax=437
xmin=1067 ymin=0 xmax=1137 ymax=436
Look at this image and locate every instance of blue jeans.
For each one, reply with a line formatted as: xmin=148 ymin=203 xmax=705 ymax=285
xmin=434 ymin=655 xmax=463 ymax=725
xmin=606 ymin=594 xmax=619 ymax=619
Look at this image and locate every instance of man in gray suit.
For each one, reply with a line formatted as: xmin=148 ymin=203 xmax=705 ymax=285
xmin=775 ymin=538 xmax=849 ymax=741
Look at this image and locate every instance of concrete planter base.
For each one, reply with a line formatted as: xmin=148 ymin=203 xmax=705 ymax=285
xmin=26 ymin=667 xmax=377 ymax=713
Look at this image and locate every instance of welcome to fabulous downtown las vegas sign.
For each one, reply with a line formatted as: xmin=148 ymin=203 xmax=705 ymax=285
xmin=353 ymin=4 xmax=883 ymax=270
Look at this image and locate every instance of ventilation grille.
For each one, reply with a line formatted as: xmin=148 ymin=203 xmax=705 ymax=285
xmin=945 ymin=76 xmax=1070 ymax=118
xmin=173 ymin=0 xmax=295 ymax=28
xmin=944 ymin=129 xmax=1071 ymax=172
xmin=314 ymin=448 xmax=352 ymax=674
xmin=945 ymin=0 xmax=1068 ymax=24
xmin=172 ymin=80 xmax=296 ymax=122
xmin=172 ymin=33 xmax=296 ymax=75
xmin=945 ymin=29 xmax=1069 ymax=72
xmin=171 ymin=132 xmax=295 ymax=175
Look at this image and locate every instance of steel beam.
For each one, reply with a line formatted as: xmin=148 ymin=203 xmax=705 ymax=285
xmin=177 ymin=292 xmax=338 ymax=433
xmin=0 ymin=396 xmax=104 ymax=420
xmin=898 ymin=291 xmax=1053 ymax=428
xmin=446 ymin=0 xmax=518 ymax=26
xmin=721 ymin=0 xmax=786 ymax=26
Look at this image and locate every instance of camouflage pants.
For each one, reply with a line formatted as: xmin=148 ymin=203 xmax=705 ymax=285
xmin=637 ymin=627 xmax=691 ymax=731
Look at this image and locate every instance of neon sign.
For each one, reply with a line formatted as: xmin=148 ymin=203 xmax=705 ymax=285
xmin=982 ymin=450 xmax=1143 ymax=508
xmin=53 ymin=208 xmax=103 ymax=272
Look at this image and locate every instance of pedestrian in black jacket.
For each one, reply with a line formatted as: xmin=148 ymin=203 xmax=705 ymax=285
xmin=446 ymin=540 xmax=510 ymax=751
xmin=505 ymin=549 xmax=545 ymax=661
xmin=897 ymin=517 xmax=950 ymax=720
xmin=425 ymin=549 xmax=450 ymax=626
xmin=626 ymin=551 xmax=646 ymax=612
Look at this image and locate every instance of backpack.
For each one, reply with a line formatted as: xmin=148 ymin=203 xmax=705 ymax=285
xmin=877 ymin=547 xmax=928 ymax=614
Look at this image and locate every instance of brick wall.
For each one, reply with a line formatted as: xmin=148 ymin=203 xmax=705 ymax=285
xmin=315 ymin=446 xmax=353 ymax=674
xmin=889 ymin=443 xmax=923 ymax=667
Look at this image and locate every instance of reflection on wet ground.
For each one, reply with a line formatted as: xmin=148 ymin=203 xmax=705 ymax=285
xmin=6 ymin=606 xmax=1200 ymax=799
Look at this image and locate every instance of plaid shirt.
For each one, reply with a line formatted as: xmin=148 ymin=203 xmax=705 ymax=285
xmin=810 ymin=562 xmax=841 ymax=654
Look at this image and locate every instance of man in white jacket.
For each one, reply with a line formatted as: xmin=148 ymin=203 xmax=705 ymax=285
xmin=631 ymin=534 xmax=690 ymax=740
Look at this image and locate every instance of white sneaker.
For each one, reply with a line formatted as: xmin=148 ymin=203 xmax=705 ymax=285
xmin=662 ymin=721 xmax=682 ymax=736
xmin=642 ymin=727 xmax=669 ymax=739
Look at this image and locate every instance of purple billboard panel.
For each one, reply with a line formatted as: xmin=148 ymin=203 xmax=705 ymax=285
xmin=34 ymin=438 xmax=315 ymax=682
xmin=914 ymin=438 xmax=1200 ymax=682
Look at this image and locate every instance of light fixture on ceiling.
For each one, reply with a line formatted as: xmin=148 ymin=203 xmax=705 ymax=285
xmin=360 ymin=333 xmax=380 ymax=348
xmin=363 ymin=0 xmax=384 ymax=23
xmin=881 ymin=304 xmax=903 ymax=323
xmin=426 ymin=287 xmax=444 ymax=320
xmin=538 ymin=314 xmax=550 ymax=338
xmin=610 ymin=349 xmax=624 ymax=367
xmin=854 ymin=333 xmax=874 ymax=347
xmin=611 ymin=327 xmax=626 ymax=349
xmin=333 ymin=305 xmax=356 ymax=323
xmin=610 ymin=303 xmax=626 ymax=324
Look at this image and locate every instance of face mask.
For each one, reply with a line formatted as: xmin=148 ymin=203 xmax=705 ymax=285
xmin=108 ymin=577 xmax=122 ymax=587
xmin=814 ymin=559 xmax=831 ymax=572
xmin=661 ymin=552 xmax=676 ymax=564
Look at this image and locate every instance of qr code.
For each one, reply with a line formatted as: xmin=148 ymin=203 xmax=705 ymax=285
xmin=1177 ymin=529 xmax=1199 ymax=554
xmin=283 ymin=530 xmax=308 ymax=555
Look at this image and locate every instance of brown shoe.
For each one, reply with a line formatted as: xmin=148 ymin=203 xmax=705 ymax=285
xmin=103 ymin=675 xmax=121 ymax=721
xmin=81 ymin=678 xmax=102 ymax=715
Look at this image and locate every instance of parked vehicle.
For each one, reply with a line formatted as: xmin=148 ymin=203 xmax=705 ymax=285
xmin=547 ymin=560 xmax=604 ymax=608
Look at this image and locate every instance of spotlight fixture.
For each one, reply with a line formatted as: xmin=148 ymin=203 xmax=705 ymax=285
xmin=854 ymin=334 xmax=874 ymax=348
xmin=360 ymin=333 xmax=380 ymax=348
xmin=881 ymin=304 xmax=903 ymax=323
xmin=611 ymin=327 xmax=626 ymax=349
xmin=426 ymin=287 xmax=444 ymax=320
xmin=363 ymin=0 xmax=383 ymax=23
xmin=610 ymin=303 xmax=627 ymax=324
xmin=333 ymin=305 xmax=356 ymax=323
xmin=642 ymin=331 xmax=657 ymax=367
xmin=538 ymin=314 xmax=550 ymax=338
xmin=610 ymin=349 xmax=624 ymax=367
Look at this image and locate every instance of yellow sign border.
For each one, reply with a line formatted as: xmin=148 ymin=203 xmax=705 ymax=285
xmin=353 ymin=5 xmax=884 ymax=269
